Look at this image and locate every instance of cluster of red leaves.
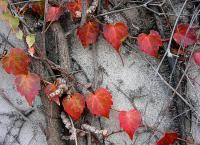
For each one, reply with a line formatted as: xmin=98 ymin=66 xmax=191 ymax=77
xmin=1 ymin=48 xmax=41 ymax=106
xmin=46 ymin=0 xmax=108 ymax=20
xmin=0 ymin=48 xmax=181 ymax=141
xmin=2 ymin=2 xmax=196 ymax=142
xmin=61 ymin=88 xmax=113 ymax=120
xmin=77 ymin=22 xmax=199 ymax=67
xmin=28 ymin=3 xmax=199 ymax=141
xmin=0 ymin=2 xmax=190 ymax=145
xmin=31 ymin=2 xmax=200 ymax=66
xmin=43 ymin=2 xmax=129 ymax=53
xmin=137 ymin=24 xmax=198 ymax=58
xmin=77 ymin=21 xmax=129 ymax=54
xmin=44 ymin=3 xmax=200 ymax=67
xmin=43 ymin=0 xmax=89 ymax=22
xmin=47 ymin=87 xmax=142 ymax=140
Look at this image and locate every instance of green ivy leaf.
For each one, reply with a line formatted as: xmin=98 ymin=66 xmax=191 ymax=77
xmin=26 ymin=34 xmax=36 ymax=48
xmin=16 ymin=30 xmax=23 ymax=40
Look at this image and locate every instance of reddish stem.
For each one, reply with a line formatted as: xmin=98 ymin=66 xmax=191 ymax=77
xmin=162 ymin=38 xmax=170 ymax=42
xmin=104 ymin=130 xmax=123 ymax=138
xmin=128 ymin=35 xmax=137 ymax=39
xmin=111 ymin=108 xmax=121 ymax=112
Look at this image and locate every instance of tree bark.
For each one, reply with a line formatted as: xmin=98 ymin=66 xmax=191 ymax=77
xmin=31 ymin=22 xmax=72 ymax=145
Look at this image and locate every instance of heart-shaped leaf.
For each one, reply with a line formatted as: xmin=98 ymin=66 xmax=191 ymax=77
xmin=15 ymin=73 xmax=41 ymax=106
xmin=16 ymin=30 xmax=23 ymax=40
xmin=86 ymin=88 xmax=113 ymax=118
xmin=103 ymin=22 xmax=128 ymax=52
xmin=173 ymin=23 xmax=197 ymax=47
xmin=26 ymin=34 xmax=35 ymax=48
xmin=1 ymin=48 xmax=30 ymax=76
xmin=46 ymin=6 xmax=64 ymax=22
xmin=119 ymin=109 xmax=141 ymax=140
xmin=137 ymin=30 xmax=162 ymax=57
xmin=77 ymin=21 xmax=99 ymax=47
xmin=62 ymin=93 xmax=85 ymax=120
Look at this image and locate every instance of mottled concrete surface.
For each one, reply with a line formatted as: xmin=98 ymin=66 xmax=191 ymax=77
xmin=187 ymin=60 xmax=200 ymax=145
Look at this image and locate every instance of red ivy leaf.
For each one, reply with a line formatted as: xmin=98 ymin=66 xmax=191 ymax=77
xmin=77 ymin=21 xmax=99 ymax=47
xmin=137 ymin=30 xmax=162 ymax=57
xmin=193 ymin=52 xmax=200 ymax=66
xmin=119 ymin=109 xmax=141 ymax=140
xmin=30 ymin=1 xmax=44 ymax=16
xmin=173 ymin=23 xmax=197 ymax=47
xmin=44 ymin=84 xmax=60 ymax=106
xmin=157 ymin=132 xmax=178 ymax=145
xmin=103 ymin=22 xmax=128 ymax=52
xmin=15 ymin=73 xmax=41 ymax=106
xmin=66 ymin=0 xmax=82 ymax=18
xmin=86 ymin=88 xmax=113 ymax=118
xmin=46 ymin=6 xmax=64 ymax=22
xmin=1 ymin=48 xmax=30 ymax=76
xmin=62 ymin=93 xmax=85 ymax=120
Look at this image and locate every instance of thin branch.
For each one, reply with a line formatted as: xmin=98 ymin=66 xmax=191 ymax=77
xmin=96 ymin=0 xmax=153 ymax=17
xmin=125 ymin=42 xmax=197 ymax=112
xmin=80 ymin=0 xmax=87 ymax=26
xmin=155 ymin=0 xmax=189 ymax=73
xmin=0 ymin=31 xmax=15 ymax=48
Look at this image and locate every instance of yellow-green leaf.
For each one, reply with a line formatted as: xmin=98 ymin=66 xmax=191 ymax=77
xmin=16 ymin=30 xmax=23 ymax=40
xmin=26 ymin=34 xmax=35 ymax=48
